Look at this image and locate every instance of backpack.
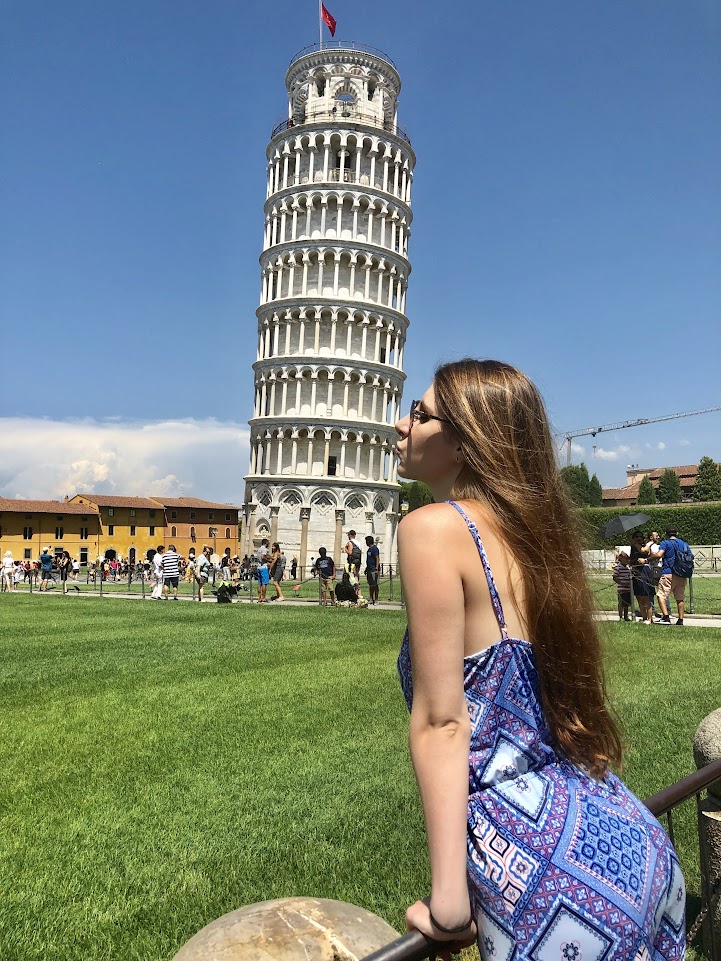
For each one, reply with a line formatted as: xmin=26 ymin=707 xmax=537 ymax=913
xmin=671 ymin=540 xmax=694 ymax=578
xmin=349 ymin=542 xmax=362 ymax=567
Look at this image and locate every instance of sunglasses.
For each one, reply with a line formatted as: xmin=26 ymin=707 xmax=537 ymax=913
xmin=409 ymin=399 xmax=453 ymax=429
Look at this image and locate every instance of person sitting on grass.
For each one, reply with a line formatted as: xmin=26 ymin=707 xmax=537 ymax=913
xmin=333 ymin=571 xmax=368 ymax=607
xmin=612 ymin=551 xmax=632 ymax=621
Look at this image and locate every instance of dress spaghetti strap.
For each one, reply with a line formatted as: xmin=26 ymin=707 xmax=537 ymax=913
xmin=446 ymin=501 xmax=509 ymax=640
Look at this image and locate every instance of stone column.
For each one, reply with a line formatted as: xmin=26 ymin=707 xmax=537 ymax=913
xmin=270 ymin=506 xmax=280 ymax=546
xmin=245 ymin=505 xmax=257 ymax=556
xmin=334 ymin=510 xmax=345 ymax=568
xmin=299 ymin=507 xmax=311 ymax=575
xmin=365 ymin=510 xmax=374 ymax=538
xmin=694 ymin=708 xmax=721 ymax=961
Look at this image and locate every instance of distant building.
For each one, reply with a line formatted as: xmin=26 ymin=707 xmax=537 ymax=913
xmin=69 ymin=495 xmax=166 ymax=565
xmin=0 ymin=494 xmax=240 ymax=566
xmin=602 ymin=464 xmax=699 ymax=507
xmin=152 ymin=498 xmax=240 ymax=559
xmin=0 ymin=498 xmax=100 ymax=564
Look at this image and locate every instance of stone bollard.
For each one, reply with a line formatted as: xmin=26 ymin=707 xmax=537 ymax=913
xmin=172 ymin=896 xmax=400 ymax=961
xmin=693 ymin=708 xmax=721 ymax=961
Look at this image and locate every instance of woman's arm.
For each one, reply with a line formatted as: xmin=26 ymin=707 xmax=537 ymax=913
xmin=399 ymin=505 xmax=474 ymax=939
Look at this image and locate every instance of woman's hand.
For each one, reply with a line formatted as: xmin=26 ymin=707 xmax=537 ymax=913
xmin=405 ymin=898 xmax=476 ymax=961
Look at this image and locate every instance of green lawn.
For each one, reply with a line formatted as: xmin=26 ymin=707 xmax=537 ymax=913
xmin=0 ymin=595 xmax=718 ymax=960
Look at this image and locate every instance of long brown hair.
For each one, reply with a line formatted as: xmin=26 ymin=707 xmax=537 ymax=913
xmin=434 ymin=359 xmax=622 ymax=777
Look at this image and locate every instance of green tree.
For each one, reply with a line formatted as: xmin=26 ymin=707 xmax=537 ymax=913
xmin=560 ymin=464 xmax=591 ymax=506
xmin=693 ymin=456 xmax=721 ymax=502
xmin=637 ymin=476 xmax=657 ymax=505
xmin=588 ymin=473 xmax=603 ymax=507
xmin=656 ymin=468 xmax=682 ymax=504
xmin=399 ymin=481 xmax=434 ymax=513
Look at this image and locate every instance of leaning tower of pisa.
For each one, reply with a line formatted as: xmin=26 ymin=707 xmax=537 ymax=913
xmin=243 ymin=41 xmax=414 ymax=572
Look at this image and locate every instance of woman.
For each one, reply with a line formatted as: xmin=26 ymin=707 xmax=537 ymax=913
xmin=395 ymin=360 xmax=684 ymax=961
xmin=195 ymin=545 xmax=212 ymax=602
xmin=2 ymin=551 xmax=14 ymax=592
xmin=270 ymin=543 xmax=285 ymax=601
xmin=58 ymin=550 xmax=72 ymax=594
xmin=629 ymin=532 xmax=653 ymax=624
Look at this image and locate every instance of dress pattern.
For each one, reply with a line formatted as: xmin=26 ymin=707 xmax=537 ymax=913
xmin=398 ymin=501 xmax=685 ymax=961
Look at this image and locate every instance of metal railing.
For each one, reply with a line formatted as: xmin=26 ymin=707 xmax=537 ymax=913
xmin=288 ymin=41 xmax=398 ymax=71
xmin=359 ymin=758 xmax=721 ymax=961
xmin=272 ymin=108 xmax=411 ymax=145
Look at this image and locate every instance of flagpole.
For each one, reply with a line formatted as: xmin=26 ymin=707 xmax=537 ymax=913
xmin=319 ymin=0 xmax=322 ymax=48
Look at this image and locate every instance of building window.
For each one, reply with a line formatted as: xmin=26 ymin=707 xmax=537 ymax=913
xmin=171 ymin=511 xmax=177 ymax=519
xmin=149 ymin=510 xmax=156 ymax=518
xmin=108 ymin=508 xmax=114 ymax=516
xmin=23 ymin=527 xmax=33 ymax=539
xmin=225 ymin=513 xmax=232 ymax=521
xmin=190 ymin=511 xmax=196 ymax=519
xmin=149 ymin=526 xmax=155 ymax=536
xmin=190 ymin=527 xmax=196 ymax=541
xmin=208 ymin=513 xmax=214 ymax=520
xmin=24 ymin=549 xmax=32 ymax=560
xmin=171 ymin=526 xmax=177 ymax=537
xmin=55 ymin=527 xmax=64 ymax=539
xmin=130 ymin=525 xmax=136 ymax=536
xmin=379 ymin=347 xmax=387 ymax=364
xmin=130 ymin=509 xmax=136 ymax=517
xmin=80 ymin=527 xmax=88 ymax=540
xmin=80 ymin=548 xmax=88 ymax=565
xmin=108 ymin=525 xmax=114 ymax=535
xmin=225 ymin=528 xmax=231 ymax=539
xmin=328 ymin=456 xmax=337 ymax=476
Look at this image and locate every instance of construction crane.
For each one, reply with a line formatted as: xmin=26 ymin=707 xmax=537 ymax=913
xmin=560 ymin=406 xmax=721 ymax=467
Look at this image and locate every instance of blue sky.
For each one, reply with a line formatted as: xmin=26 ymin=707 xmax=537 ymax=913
xmin=1 ymin=0 xmax=719 ymax=502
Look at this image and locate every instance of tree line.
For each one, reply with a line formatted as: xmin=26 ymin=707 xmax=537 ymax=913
xmin=400 ymin=457 xmax=721 ymax=512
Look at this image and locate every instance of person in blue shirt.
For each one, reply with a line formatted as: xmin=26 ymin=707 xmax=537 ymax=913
xmin=39 ymin=548 xmax=54 ymax=591
xmin=365 ymin=535 xmax=380 ymax=605
xmin=655 ymin=527 xmax=687 ymax=625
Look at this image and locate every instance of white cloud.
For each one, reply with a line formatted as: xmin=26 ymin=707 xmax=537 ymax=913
xmin=679 ymin=439 xmax=692 ymax=447
xmin=0 ymin=418 xmax=251 ymax=504
xmin=594 ymin=444 xmax=632 ymax=462
xmin=571 ymin=443 xmax=584 ymax=455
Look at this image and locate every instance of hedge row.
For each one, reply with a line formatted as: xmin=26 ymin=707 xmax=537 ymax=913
xmin=577 ymin=502 xmax=721 ymax=549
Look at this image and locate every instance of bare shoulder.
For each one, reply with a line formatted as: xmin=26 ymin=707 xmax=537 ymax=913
xmin=398 ymin=502 xmax=464 ymax=546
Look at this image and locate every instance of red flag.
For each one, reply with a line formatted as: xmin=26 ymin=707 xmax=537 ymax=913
xmin=321 ymin=3 xmax=336 ymax=36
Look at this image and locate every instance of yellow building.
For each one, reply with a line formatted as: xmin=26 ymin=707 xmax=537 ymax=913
xmin=69 ymin=495 xmax=164 ymax=565
xmin=0 ymin=497 xmax=100 ymax=564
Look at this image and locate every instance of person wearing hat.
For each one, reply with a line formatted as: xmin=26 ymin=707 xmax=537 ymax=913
xmin=39 ymin=547 xmax=54 ymax=591
xmin=2 ymin=550 xmax=15 ymax=592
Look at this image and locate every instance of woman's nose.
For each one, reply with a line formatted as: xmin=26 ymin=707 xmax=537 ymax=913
xmin=396 ymin=414 xmax=410 ymax=437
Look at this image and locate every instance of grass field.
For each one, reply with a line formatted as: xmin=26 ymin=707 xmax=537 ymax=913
xmin=1 ymin=595 xmax=719 ymax=961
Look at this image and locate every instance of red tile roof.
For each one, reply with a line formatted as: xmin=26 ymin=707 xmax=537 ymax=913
xmin=70 ymin=495 xmax=163 ymax=509
xmin=156 ymin=498 xmax=239 ymax=510
xmin=645 ymin=465 xmax=698 ymax=481
xmin=601 ymin=485 xmax=640 ymax=501
xmin=0 ymin=497 xmax=97 ymax=515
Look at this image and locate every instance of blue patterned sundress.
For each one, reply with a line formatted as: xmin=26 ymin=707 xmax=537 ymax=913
xmin=398 ymin=501 xmax=685 ymax=961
